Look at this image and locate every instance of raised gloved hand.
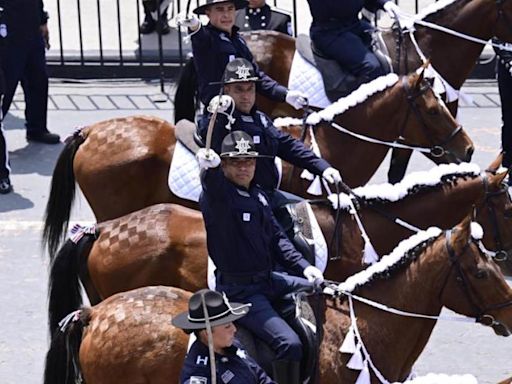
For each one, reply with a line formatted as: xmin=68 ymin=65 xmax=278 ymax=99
xmin=322 ymin=167 xmax=342 ymax=184
xmin=176 ymin=13 xmax=200 ymax=30
xmin=196 ymin=148 xmax=221 ymax=170
xmin=285 ymin=90 xmax=308 ymax=110
xmin=207 ymin=95 xmax=234 ymax=113
xmin=303 ymin=265 xmax=324 ymax=285
xmin=383 ymin=1 xmax=401 ymax=19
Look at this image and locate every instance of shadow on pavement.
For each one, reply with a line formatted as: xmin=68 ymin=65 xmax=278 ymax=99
xmin=3 ymin=113 xmax=25 ymax=131
xmin=9 ymin=142 xmax=64 ymax=177
xmin=0 ymin=191 xmax=34 ymax=212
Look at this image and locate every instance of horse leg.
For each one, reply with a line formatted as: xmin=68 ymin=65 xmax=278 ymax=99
xmin=387 ymin=148 xmax=412 ymax=184
xmin=48 ymin=235 xmax=95 ymax=337
xmin=44 ymin=308 xmax=88 ymax=384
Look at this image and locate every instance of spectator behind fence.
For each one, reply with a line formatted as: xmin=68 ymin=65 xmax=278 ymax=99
xmin=493 ymin=39 xmax=512 ymax=184
xmin=140 ymin=0 xmax=171 ymax=35
xmin=0 ymin=0 xmax=60 ymax=194
xmin=235 ymin=0 xmax=292 ymax=36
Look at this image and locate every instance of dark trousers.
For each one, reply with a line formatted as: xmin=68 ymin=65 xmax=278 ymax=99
xmin=498 ymin=61 xmax=512 ymax=167
xmin=0 ymin=100 xmax=9 ymax=179
xmin=217 ymin=272 xmax=313 ymax=361
xmin=1 ymin=35 xmax=48 ymax=135
xmin=310 ymin=21 xmax=386 ymax=81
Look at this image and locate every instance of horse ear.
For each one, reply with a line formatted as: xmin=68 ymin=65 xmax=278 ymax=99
xmin=415 ymin=60 xmax=430 ymax=89
xmin=489 ymin=168 xmax=509 ymax=187
xmin=455 ymin=214 xmax=473 ymax=244
xmin=486 ymin=152 xmax=504 ymax=173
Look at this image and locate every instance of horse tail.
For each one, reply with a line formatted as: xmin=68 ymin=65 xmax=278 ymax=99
xmin=44 ymin=308 xmax=90 ymax=384
xmin=43 ymin=130 xmax=86 ymax=261
xmin=48 ymin=234 xmax=95 ymax=337
xmin=174 ymin=57 xmax=198 ymax=123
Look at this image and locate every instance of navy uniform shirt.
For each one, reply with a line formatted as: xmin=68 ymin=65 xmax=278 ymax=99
xmin=235 ymin=5 xmax=292 ymax=36
xmin=0 ymin=0 xmax=48 ymax=40
xmin=190 ymin=23 xmax=288 ymax=106
xmin=180 ymin=340 xmax=275 ymax=384
xmin=306 ymin=0 xmax=387 ymax=26
xmin=199 ymin=167 xmax=310 ymax=276
xmin=198 ymin=108 xmax=330 ymax=191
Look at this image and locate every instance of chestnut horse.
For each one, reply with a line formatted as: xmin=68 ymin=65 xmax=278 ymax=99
xmin=43 ymin=69 xmax=473 ymax=258
xmin=43 ymin=216 xmax=512 ymax=384
xmin=47 ymin=163 xmax=512 ymax=336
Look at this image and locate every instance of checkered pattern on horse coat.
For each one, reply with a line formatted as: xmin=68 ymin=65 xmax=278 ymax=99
xmin=96 ymin=204 xmax=172 ymax=256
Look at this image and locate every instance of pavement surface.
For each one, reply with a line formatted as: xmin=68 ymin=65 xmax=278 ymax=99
xmin=0 ymin=79 xmax=511 ymax=383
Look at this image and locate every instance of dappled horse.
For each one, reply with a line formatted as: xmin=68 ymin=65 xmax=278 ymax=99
xmin=43 ymin=68 xmax=473 ymax=258
xmin=43 ymin=215 xmax=512 ymax=384
xmin=47 ymin=163 xmax=512 ymax=336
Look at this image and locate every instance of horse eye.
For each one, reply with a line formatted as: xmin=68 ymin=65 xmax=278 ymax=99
xmin=475 ymin=269 xmax=489 ymax=279
xmin=427 ymin=107 xmax=439 ymax=116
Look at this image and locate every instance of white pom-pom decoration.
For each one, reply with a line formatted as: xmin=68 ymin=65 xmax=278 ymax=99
xmin=470 ymin=222 xmax=484 ymax=240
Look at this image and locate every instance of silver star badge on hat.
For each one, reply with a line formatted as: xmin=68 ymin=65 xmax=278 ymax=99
xmin=235 ymin=138 xmax=251 ymax=154
xmin=235 ymin=64 xmax=251 ymax=80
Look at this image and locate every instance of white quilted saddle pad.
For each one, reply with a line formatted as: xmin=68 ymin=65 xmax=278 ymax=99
xmin=288 ymin=50 xmax=331 ymax=109
xmin=168 ymin=141 xmax=202 ymax=202
xmin=207 ymin=201 xmax=328 ymax=290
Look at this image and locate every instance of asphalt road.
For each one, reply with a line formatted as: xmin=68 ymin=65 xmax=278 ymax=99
xmin=0 ymin=79 xmax=511 ymax=383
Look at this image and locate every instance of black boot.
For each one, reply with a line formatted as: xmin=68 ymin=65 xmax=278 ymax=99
xmin=140 ymin=13 xmax=156 ymax=34
xmin=288 ymin=361 xmax=301 ymax=384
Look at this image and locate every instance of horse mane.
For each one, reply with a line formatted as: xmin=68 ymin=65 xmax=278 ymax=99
xmin=336 ymin=227 xmax=443 ymax=293
xmin=328 ymin=162 xmax=481 ymax=211
xmin=417 ymin=0 xmax=472 ymax=23
xmin=274 ymin=73 xmax=399 ymax=128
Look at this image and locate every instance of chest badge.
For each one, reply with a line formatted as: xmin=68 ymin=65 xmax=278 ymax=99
xmin=253 ymin=135 xmax=260 ymax=144
xmin=189 ymin=376 xmax=208 ymax=384
xmin=242 ymin=212 xmax=251 ymax=222
xmin=221 ymin=370 xmax=235 ymax=383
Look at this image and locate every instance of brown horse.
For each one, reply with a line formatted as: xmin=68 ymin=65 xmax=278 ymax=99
xmin=43 ymin=68 xmax=473 ymax=258
xmin=43 ymin=215 xmax=512 ymax=384
xmin=47 ymin=163 xmax=512 ymax=336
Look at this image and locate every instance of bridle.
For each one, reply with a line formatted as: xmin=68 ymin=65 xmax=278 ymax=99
xmin=442 ymin=229 xmax=512 ymax=331
xmin=399 ymin=76 xmax=463 ymax=160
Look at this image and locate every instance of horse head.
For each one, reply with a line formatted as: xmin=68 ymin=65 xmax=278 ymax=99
xmin=400 ymin=66 xmax=474 ymax=164
xmin=440 ymin=215 xmax=512 ymax=337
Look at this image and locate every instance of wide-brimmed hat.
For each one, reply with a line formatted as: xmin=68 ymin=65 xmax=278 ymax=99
xmin=194 ymin=0 xmax=248 ymax=15
xmin=210 ymin=58 xmax=261 ymax=85
xmin=220 ymin=131 xmax=268 ymax=158
xmin=172 ymin=289 xmax=250 ymax=330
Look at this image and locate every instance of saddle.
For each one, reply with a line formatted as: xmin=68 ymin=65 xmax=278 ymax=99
xmin=236 ymin=291 xmax=322 ymax=383
xmin=295 ymin=33 xmax=393 ymax=102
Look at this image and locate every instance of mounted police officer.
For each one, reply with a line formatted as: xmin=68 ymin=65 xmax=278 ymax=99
xmin=306 ymin=0 xmax=401 ymax=92
xmin=173 ymin=289 xmax=275 ymax=384
xmin=197 ymin=131 xmax=324 ymax=384
xmin=235 ymin=0 xmax=292 ymax=36
xmin=494 ymin=39 xmax=512 ymax=182
xmin=176 ymin=0 xmax=306 ymax=111
xmin=198 ymin=58 xmax=342 ymax=207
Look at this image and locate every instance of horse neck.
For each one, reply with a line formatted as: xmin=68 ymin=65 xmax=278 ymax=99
xmin=314 ymin=84 xmax=405 ymax=187
xmin=414 ymin=0 xmax=496 ymax=88
xmin=321 ymin=239 xmax=451 ymax=382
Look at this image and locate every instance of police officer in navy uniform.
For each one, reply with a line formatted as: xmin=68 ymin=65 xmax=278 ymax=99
xmin=306 ymin=0 xmax=401 ymax=92
xmin=176 ymin=0 xmax=306 ymax=112
xmin=198 ymin=58 xmax=342 ymax=205
xmin=493 ymin=39 xmax=512 ymax=182
xmin=196 ymin=130 xmax=325 ymax=384
xmin=173 ymin=289 xmax=275 ymax=384
xmin=235 ymin=0 xmax=292 ymax=36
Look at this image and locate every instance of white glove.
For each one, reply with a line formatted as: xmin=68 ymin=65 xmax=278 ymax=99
xmin=303 ymin=265 xmax=324 ymax=285
xmin=207 ymin=95 xmax=234 ymax=114
xmin=285 ymin=90 xmax=308 ymax=110
xmin=176 ymin=13 xmax=200 ymax=29
xmin=322 ymin=167 xmax=342 ymax=184
xmin=196 ymin=148 xmax=221 ymax=170
xmin=383 ymin=1 xmax=401 ymax=19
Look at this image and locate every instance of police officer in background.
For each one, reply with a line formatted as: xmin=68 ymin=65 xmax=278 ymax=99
xmin=176 ymin=0 xmax=306 ymax=112
xmin=199 ymin=58 xmax=341 ymax=207
xmin=493 ymin=39 xmax=512 ymax=182
xmin=197 ymin=131 xmax=324 ymax=384
xmin=235 ymin=0 xmax=292 ymax=36
xmin=173 ymin=289 xmax=275 ymax=384
xmin=306 ymin=0 xmax=401 ymax=92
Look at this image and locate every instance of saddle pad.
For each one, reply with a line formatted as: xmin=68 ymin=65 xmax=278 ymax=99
xmin=168 ymin=141 xmax=202 ymax=202
xmin=207 ymin=201 xmax=327 ymax=290
xmin=288 ymin=50 xmax=331 ymax=109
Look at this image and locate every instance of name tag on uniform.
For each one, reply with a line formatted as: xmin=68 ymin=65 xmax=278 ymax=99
xmin=0 ymin=24 xmax=7 ymax=38
xmin=189 ymin=376 xmax=207 ymax=384
xmin=221 ymin=370 xmax=235 ymax=383
xmin=243 ymin=212 xmax=251 ymax=222
xmin=253 ymin=135 xmax=260 ymax=144
xmin=228 ymin=54 xmax=235 ymax=61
